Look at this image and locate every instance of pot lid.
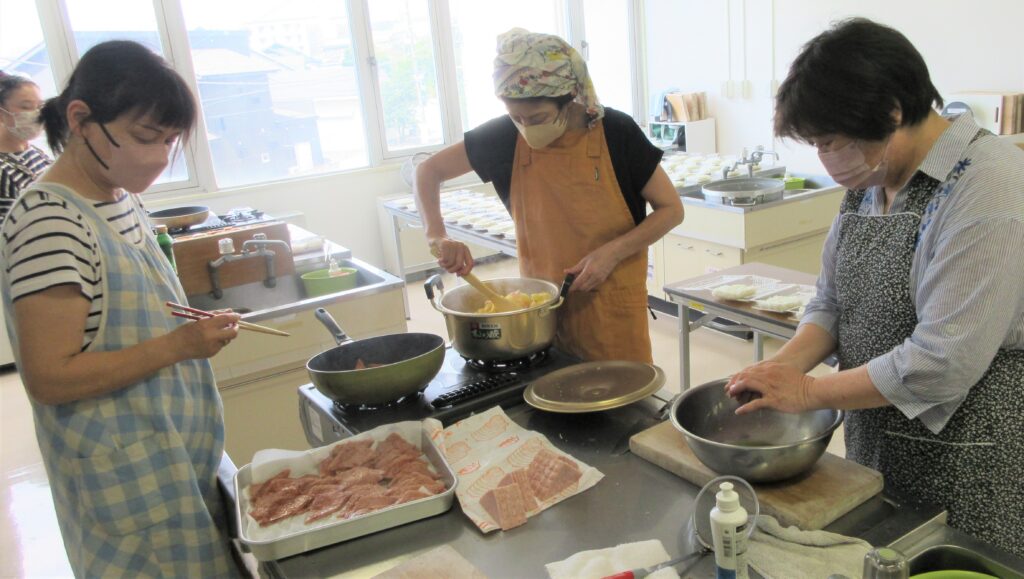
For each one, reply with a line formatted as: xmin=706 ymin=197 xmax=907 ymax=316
xmin=524 ymin=361 xmax=665 ymax=413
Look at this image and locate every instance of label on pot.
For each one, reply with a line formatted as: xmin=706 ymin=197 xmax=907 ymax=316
xmin=469 ymin=322 xmax=502 ymax=340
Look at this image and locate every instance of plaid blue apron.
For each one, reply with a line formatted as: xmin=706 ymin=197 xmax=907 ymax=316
xmin=1 ymin=183 xmax=237 ymax=577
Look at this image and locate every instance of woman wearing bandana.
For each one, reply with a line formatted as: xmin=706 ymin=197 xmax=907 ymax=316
xmin=726 ymin=19 xmax=1024 ymax=556
xmin=0 ymin=72 xmax=52 ymax=222
xmin=415 ymin=29 xmax=682 ymax=363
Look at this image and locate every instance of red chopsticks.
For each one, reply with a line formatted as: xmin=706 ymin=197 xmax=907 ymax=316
xmin=166 ymin=301 xmax=290 ymax=337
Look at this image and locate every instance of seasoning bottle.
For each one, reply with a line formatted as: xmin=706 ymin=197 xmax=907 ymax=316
xmin=154 ymin=225 xmax=177 ymax=273
xmin=710 ymin=482 xmax=749 ymax=579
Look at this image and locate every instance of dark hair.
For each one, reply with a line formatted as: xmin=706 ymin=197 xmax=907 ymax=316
xmin=39 ymin=40 xmax=197 ymax=154
xmin=0 ymin=72 xmax=38 ymax=109
xmin=774 ymin=18 xmax=943 ymax=143
xmin=501 ymin=93 xmax=575 ymax=108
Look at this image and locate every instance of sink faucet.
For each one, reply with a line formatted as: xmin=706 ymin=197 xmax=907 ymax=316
xmin=721 ymin=146 xmax=780 ymax=179
xmin=208 ymin=233 xmax=293 ymax=299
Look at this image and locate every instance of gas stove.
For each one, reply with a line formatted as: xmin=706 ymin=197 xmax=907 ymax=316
xmin=168 ymin=207 xmax=276 ymax=236
xmin=298 ymin=347 xmax=578 ymax=446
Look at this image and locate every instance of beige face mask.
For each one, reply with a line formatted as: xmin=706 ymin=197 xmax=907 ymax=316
xmin=512 ymin=107 xmax=568 ymax=149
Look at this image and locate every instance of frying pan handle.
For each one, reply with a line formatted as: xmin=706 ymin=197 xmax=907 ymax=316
xmin=545 ymin=273 xmax=576 ymax=313
xmin=424 ymin=274 xmax=445 ymax=310
xmin=315 ymin=307 xmax=351 ymax=346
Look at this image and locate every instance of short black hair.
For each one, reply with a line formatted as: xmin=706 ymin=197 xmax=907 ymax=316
xmin=774 ymin=18 xmax=943 ymax=143
xmin=39 ymin=40 xmax=197 ymax=153
xmin=0 ymin=72 xmax=38 ymax=109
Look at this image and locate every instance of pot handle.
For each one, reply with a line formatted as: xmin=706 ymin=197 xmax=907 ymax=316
xmin=546 ymin=273 xmax=576 ymax=312
xmin=315 ymin=307 xmax=351 ymax=346
xmin=424 ymin=274 xmax=445 ymax=311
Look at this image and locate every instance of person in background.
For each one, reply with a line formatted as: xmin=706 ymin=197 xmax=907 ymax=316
xmin=0 ymin=41 xmax=243 ymax=576
xmin=414 ymin=29 xmax=683 ymax=363
xmin=725 ymin=18 xmax=1024 ymax=556
xmin=0 ymin=72 xmax=52 ymax=222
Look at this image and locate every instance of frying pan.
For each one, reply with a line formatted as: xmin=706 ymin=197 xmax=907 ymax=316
xmin=306 ymin=308 xmax=445 ymax=406
xmin=148 ymin=205 xmax=211 ymax=230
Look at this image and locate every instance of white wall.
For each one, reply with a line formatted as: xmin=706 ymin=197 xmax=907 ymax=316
xmin=646 ymin=0 xmax=1024 ymax=173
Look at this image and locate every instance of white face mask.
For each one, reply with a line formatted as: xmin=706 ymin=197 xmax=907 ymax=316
xmin=512 ymin=107 xmax=569 ymax=150
xmin=84 ymin=123 xmax=171 ymax=194
xmin=0 ymin=107 xmax=43 ymax=142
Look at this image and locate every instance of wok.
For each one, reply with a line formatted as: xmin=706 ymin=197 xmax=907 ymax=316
xmin=306 ymin=308 xmax=445 ymax=406
xmin=148 ymin=205 xmax=211 ymax=230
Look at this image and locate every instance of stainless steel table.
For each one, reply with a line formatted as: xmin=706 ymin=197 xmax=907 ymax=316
xmin=218 ymin=393 xmax=947 ymax=579
xmin=664 ymin=263 xmax=817 ymax=391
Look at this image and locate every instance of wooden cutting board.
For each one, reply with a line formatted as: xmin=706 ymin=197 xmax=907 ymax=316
xmin=174 ymin=221 xmax=294 ymax=296
xmin=630 ymin=421 xmax=883 ymax=530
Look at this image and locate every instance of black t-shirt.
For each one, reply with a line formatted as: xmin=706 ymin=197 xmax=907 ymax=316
xmin=463 ymin=107 xmax=663 ymax=225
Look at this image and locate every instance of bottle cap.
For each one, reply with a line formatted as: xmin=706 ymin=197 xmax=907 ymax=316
xmin=155 ymin=224 xmax=168 ymax=234
xmin=716 ymin=482 xmax=741 ymax=512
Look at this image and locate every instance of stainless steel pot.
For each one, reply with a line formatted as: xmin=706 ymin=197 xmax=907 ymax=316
xmin=424 ymin=274 xmax=574 ymax=361
xmin=702 ymin=177 xmax=784 ymax=206
xmin=669 ymin=378 xmax=842 ymax=482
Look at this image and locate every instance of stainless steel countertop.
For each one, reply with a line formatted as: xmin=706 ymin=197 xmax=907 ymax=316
xmin=217 ymin=394 xmax=952 ymax=578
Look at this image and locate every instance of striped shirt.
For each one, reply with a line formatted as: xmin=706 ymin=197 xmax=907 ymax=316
xmin=0 ymin=146 xmax=52 ymax=222
xmin=1 ymin=184 xmax=148 ymax=350
xmin=802 ymin=113 xmax=1024 ymax=434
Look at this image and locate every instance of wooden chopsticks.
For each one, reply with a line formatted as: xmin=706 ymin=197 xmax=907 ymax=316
xmin=166 ymin=301 xmax=290 ymax=337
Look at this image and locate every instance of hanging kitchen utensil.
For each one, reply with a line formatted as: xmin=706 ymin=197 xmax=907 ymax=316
xmin=523 ymin=361 xmax=665 ymax=413
xmin=306 ymin=308 xmax=445 ymax=405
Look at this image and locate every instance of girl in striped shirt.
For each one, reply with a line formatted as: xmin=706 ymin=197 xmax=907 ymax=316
xmin=0 ymin=72 xmax=53 ymax=222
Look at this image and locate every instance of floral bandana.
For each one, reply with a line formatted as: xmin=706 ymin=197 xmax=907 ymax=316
xmin=493 ymin=28 xmax=604 ymax=127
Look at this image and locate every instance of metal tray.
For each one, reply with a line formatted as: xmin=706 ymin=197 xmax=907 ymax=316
xmin=233 ymin=424 xmax=458 ymax=561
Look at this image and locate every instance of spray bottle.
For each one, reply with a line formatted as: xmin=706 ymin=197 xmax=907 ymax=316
xmin=710 ymin=481 xmax=749 ymax=579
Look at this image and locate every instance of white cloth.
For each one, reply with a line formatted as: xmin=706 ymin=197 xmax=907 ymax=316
xmin=748 ymin=515 xmax=871 ymax=579
xmin=546 ymin=540 xmax=679 ymax=579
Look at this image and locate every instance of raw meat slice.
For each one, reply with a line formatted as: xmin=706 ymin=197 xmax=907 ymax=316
xmin=305 ymin=489 xmax=353 ymax=523
xmin=250 ymin=469 xmax=291 ymax=500
xmin=527 ymin=449 xmax=582 ymax=502
xmin=499 ymin=469 xmax=538 ymax=512
xmin=480 ymin=484 xmax=527 ymax=530
xmin=321 ymin=439 xmax=379 ymax=475
xmin=334 ymin=466 xmax=385 ymax=487
xmin=254 ymin=493 xmax=313 ymax=527
xmin=388 ymin=489 xmax=430 ymax=504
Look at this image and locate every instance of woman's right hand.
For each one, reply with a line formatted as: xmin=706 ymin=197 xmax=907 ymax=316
xmin=169 ymin=312 xmax=241 ymax=360
xmin=430 ymin=237 xmax=474 ymax=276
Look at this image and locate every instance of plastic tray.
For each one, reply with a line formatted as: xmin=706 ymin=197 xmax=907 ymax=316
xmin=234 ymin=424 xmax=457 ymax=561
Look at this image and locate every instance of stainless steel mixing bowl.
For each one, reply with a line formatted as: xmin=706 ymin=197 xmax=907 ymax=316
xmin=669 ymin=379 xmax=843 ymax=482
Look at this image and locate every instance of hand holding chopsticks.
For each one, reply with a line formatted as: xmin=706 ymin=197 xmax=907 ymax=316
xmin=166 ymin=302 xmax=291 ymax=337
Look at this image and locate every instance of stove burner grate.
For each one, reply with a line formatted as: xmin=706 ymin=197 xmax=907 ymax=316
xmin=462 ymin=348 xmax=550 ymax=372
xmin=333 ymin=392 xmax=421 ymax=413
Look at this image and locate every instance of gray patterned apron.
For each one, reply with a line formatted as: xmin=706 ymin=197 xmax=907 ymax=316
xmin=834 ymin=133 xmax=1024 ymax=557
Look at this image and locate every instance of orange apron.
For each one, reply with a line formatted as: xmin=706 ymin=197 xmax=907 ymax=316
xmin=509 ymin=121 xmax=652 ymax=363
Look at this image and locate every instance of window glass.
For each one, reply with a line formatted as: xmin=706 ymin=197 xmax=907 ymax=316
xmin=0 ymin=3 xmax=55 ymax=154
xmin=449 ymin=0 xmax=565 ymax=131
xmin=180 ymin=0 xmax=368 ymax=187
xmin=583 ymin=0 xmax=634 ymax=117
xmin=65 ymin=0 xmax=188 ymax=185
xmin=367 ymin=0 xmax=444 ymax=153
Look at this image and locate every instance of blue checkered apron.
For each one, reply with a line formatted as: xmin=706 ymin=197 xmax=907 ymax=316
xmin=1 ymin=183 xmax=237 ymax=577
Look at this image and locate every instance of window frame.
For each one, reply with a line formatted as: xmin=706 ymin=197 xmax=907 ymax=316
xmin=28 ymin=0 xmax=646 ymax=196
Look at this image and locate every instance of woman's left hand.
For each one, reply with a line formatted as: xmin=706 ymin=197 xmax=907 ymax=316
xmin=725 ymin=361 xmax=817 ymax=415
xmin=565 ymin=243 xmax=622 ymax=292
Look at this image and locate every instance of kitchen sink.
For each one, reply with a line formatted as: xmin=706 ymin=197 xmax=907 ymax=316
xmin=186 ymin=257 xmax=404 ymax=322
xmin=909 ymin=545 xmax=1022 ymax=577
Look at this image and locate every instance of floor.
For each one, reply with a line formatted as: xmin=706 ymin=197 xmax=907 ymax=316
xmin=0 ymin=257 xmax=843 ymax=578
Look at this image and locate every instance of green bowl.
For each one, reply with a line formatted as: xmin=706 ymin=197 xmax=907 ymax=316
xmin=783 ymin=176 xmax=806 ymax=190
xmin=301 ymin=267 xmax=358 ymax=297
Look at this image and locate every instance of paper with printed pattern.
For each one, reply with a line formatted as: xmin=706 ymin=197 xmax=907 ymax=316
xmin=441 ymin=406 xmax=603 ymax=533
